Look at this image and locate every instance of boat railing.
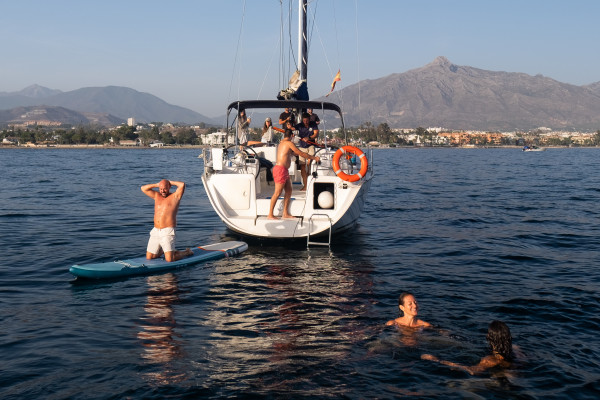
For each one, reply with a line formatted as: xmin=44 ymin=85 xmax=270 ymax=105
xmin=202 ymin=146 xmax=260 ymax=177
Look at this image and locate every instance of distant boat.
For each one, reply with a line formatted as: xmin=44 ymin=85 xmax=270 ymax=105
xmin=199 ymin=0 xmax=373 ymax=246
xmin=522 ymin=145 xmax=545 ymax=152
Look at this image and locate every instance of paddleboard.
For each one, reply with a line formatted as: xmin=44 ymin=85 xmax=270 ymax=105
xmin=69 ymin=241 xmax=248 ymax=279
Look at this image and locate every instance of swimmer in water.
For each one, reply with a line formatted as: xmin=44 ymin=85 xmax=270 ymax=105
xmin=421 ymin=320 xmax=515 ymax=375
xmin=386 ymin=292 xmax=432 ymax=328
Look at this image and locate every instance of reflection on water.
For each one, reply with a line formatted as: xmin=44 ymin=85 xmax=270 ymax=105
xmin=137 ymin=273 xmax=185 ymax=385
xmin=199 ymin=249 xmax=377 ymax=395
xmin=3 ymin=149 xmax=600 ymax=398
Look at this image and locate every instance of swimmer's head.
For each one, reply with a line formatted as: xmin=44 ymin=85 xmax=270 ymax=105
xmin=487 ymin=320 xmax=512 ymax=360
xmin=398 ymin=292 xmax=414 ymax=307
xmin=398 ymin=292 xmax=418 ymax=316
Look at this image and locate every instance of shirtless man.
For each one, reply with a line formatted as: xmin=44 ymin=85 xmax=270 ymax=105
xmin=268 ymin=130 xmax=320 ymax=220
xmin=141 ymin=179 xmax=192 ymax=262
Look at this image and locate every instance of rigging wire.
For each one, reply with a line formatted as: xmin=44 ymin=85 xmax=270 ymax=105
xmin=257 ymin=26 xmax=282 ymax=100
xmin=355 ymin=0 xmax=361 ymax=123
xmin=331 ymin=0 xmax=343 ymax=107
xmin=307 ymin=0 xmax=319 ymax=65
xmin=288 ymin=0 xmax=297 ymax=77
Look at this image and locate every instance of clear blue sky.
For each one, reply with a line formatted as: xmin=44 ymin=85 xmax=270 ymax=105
xmin=2 ymin=0 xmax=599 ymax=118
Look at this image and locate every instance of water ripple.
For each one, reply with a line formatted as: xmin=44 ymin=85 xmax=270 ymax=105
xmin=1 ymin=148 xmax=599 ymax=398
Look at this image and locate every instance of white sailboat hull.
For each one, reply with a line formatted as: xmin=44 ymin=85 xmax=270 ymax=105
xmin=201 ymin=142 xmax=372 ymax=240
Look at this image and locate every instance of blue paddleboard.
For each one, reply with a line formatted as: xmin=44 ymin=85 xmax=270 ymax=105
xmin=69 ymin=241 xmax=248 ymax=279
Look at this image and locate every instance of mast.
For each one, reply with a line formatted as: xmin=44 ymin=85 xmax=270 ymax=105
xmin=298 ymin=0 xmax=308 ymax=82
xmin=297 ymin=0 xmax=309 ymax=100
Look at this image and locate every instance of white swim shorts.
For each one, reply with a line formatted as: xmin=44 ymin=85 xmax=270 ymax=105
xmin=147 ymin=227 xmax=176 ymax=254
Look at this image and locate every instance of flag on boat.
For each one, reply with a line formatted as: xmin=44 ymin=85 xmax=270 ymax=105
xmin=326 ymin=70 xmax=341 ymax=97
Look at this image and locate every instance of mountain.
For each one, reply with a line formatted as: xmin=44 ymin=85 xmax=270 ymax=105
xmin=0 ymin=106 xmax=124 ymax=127
xmin=0 ymin=84 xmax=63 ymax=98
xmin=321 ymin=56 xmax=600 ymax=131
xmin=0 ymin=86 xmax=213 ymax=125
xmin=584 ymin=81 xmax=600 ymax=96
xmin=4 ymin=60 xmax=600 ymax=130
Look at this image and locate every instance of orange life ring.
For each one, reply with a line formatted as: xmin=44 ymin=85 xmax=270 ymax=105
xmin=332 ymin=146 xmax=368 ymax=182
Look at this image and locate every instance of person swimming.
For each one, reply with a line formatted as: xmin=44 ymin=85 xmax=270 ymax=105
xmin=386 ymin=292 xmax=432 ymax=328
xmin=421 ymin=320 xmax=515 ymax=375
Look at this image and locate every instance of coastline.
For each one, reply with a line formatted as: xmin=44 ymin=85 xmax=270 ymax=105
xmin=0 ymin=144 xmax=208 ymax=149
xmin=1 ymin=144 xmax=597 ymax=150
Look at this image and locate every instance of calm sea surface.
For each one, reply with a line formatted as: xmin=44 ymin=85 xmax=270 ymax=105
xmin=1 ymin=148 xmax=599 ymax=399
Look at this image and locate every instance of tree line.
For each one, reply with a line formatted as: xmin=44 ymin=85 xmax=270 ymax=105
xmin=0 ymin=123 xmax=211 ymax=146
xmin=2 ymin=122 xmax=600 ymax=147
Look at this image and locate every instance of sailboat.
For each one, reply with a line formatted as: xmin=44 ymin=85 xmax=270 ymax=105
xmin=200 ymin=0 xmax=373 ymax=245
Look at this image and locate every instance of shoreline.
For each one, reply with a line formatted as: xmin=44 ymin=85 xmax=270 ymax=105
xmin=0 ymin=144 xmax=208 ymax=149
xmin=1 ymin=144 xmax=598 ymax=150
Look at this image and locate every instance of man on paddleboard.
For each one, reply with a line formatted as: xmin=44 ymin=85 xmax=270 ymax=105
xmin=268 ymin=130 xmax=320 ymax=220
xmin=141 ymin=179 xmax=193 ymax=262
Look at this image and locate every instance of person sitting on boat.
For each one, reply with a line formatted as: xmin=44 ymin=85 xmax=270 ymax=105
xmin=295 ymin=113 xmax=319 ymax=191
xmin=261 ymin=117 xmax=276 ymax=144
xmin=237 ymin=109 xmax=251 ymax=145
xmin=141 ymin=179 xmax=193 ymax=262
xmin=421 ymin=320 xmax=518 ymax=375
xmin=386 ymin=292 xmax=432 ymax=328
xmin=268 ymin=129 xmax=320 ymax=220
xmin=278 ymin=107 xmax=295 ymax=128
xmin=307 ymin=108 xmax=320 ymax=125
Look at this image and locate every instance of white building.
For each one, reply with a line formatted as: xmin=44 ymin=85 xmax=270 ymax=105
xmin=127 ymin=117 xmax=136 ymax=127
xmin=200 ymin=131 xmax=234 ymax=146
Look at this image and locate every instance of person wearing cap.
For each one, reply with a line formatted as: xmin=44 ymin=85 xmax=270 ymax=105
xmin=261 ymin=117 xmax=275 ymax=144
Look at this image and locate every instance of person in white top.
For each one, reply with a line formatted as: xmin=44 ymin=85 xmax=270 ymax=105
xmin=261 ymin=117 xmax=274 ymax=143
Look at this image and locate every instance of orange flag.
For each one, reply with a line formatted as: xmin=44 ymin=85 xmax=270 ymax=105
xmin=326 ymin=70 xmax=341 ymax=97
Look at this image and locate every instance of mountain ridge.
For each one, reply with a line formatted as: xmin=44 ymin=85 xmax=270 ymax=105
xmin=0 ymin=85 xmax=214 ymax=125
xmin=3 ymin=57 xmax=600 ymax=130
xmin=0 ymin=105 xmax=124 ymax=127
xmin=320 ymin=56 xmax=600 ymax=130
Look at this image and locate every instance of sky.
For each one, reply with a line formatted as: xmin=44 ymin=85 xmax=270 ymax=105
xmin=2 ymin=0 xmax=600 ymax=118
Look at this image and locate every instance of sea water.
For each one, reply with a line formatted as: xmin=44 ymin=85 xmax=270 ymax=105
xmin=0 ymin=148 xmax=599 ymax=399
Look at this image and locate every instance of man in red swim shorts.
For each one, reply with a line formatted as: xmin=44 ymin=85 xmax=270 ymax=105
xmin=268 ymin=129 xmax=320 ymax=219
xmin=272 ymin=163 xmax=289 ymax=185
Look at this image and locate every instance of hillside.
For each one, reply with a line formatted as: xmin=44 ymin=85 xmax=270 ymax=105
xmin=321 ymin=57 xmax=600 ymax=131
xmin=0 ymin=106 xmax=123 ymax=127
xmin=0 ymin=85 xmax=213 ymax=125
xmin=3 ymin=59 xmax=600 ymax=130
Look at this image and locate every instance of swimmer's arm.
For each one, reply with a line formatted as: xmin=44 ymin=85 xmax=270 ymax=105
xmin=385 ymin=320 xmax=395 ymax=326
xmin=141 ymin=182 xmax=158 ymax=198
xmin=512 ymin=344 xmax=525 ymax=359
xmin=467 ymin=355 xmax=499 ymax=374
xmin=421 ymin=354 xmax=476 ymax=375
